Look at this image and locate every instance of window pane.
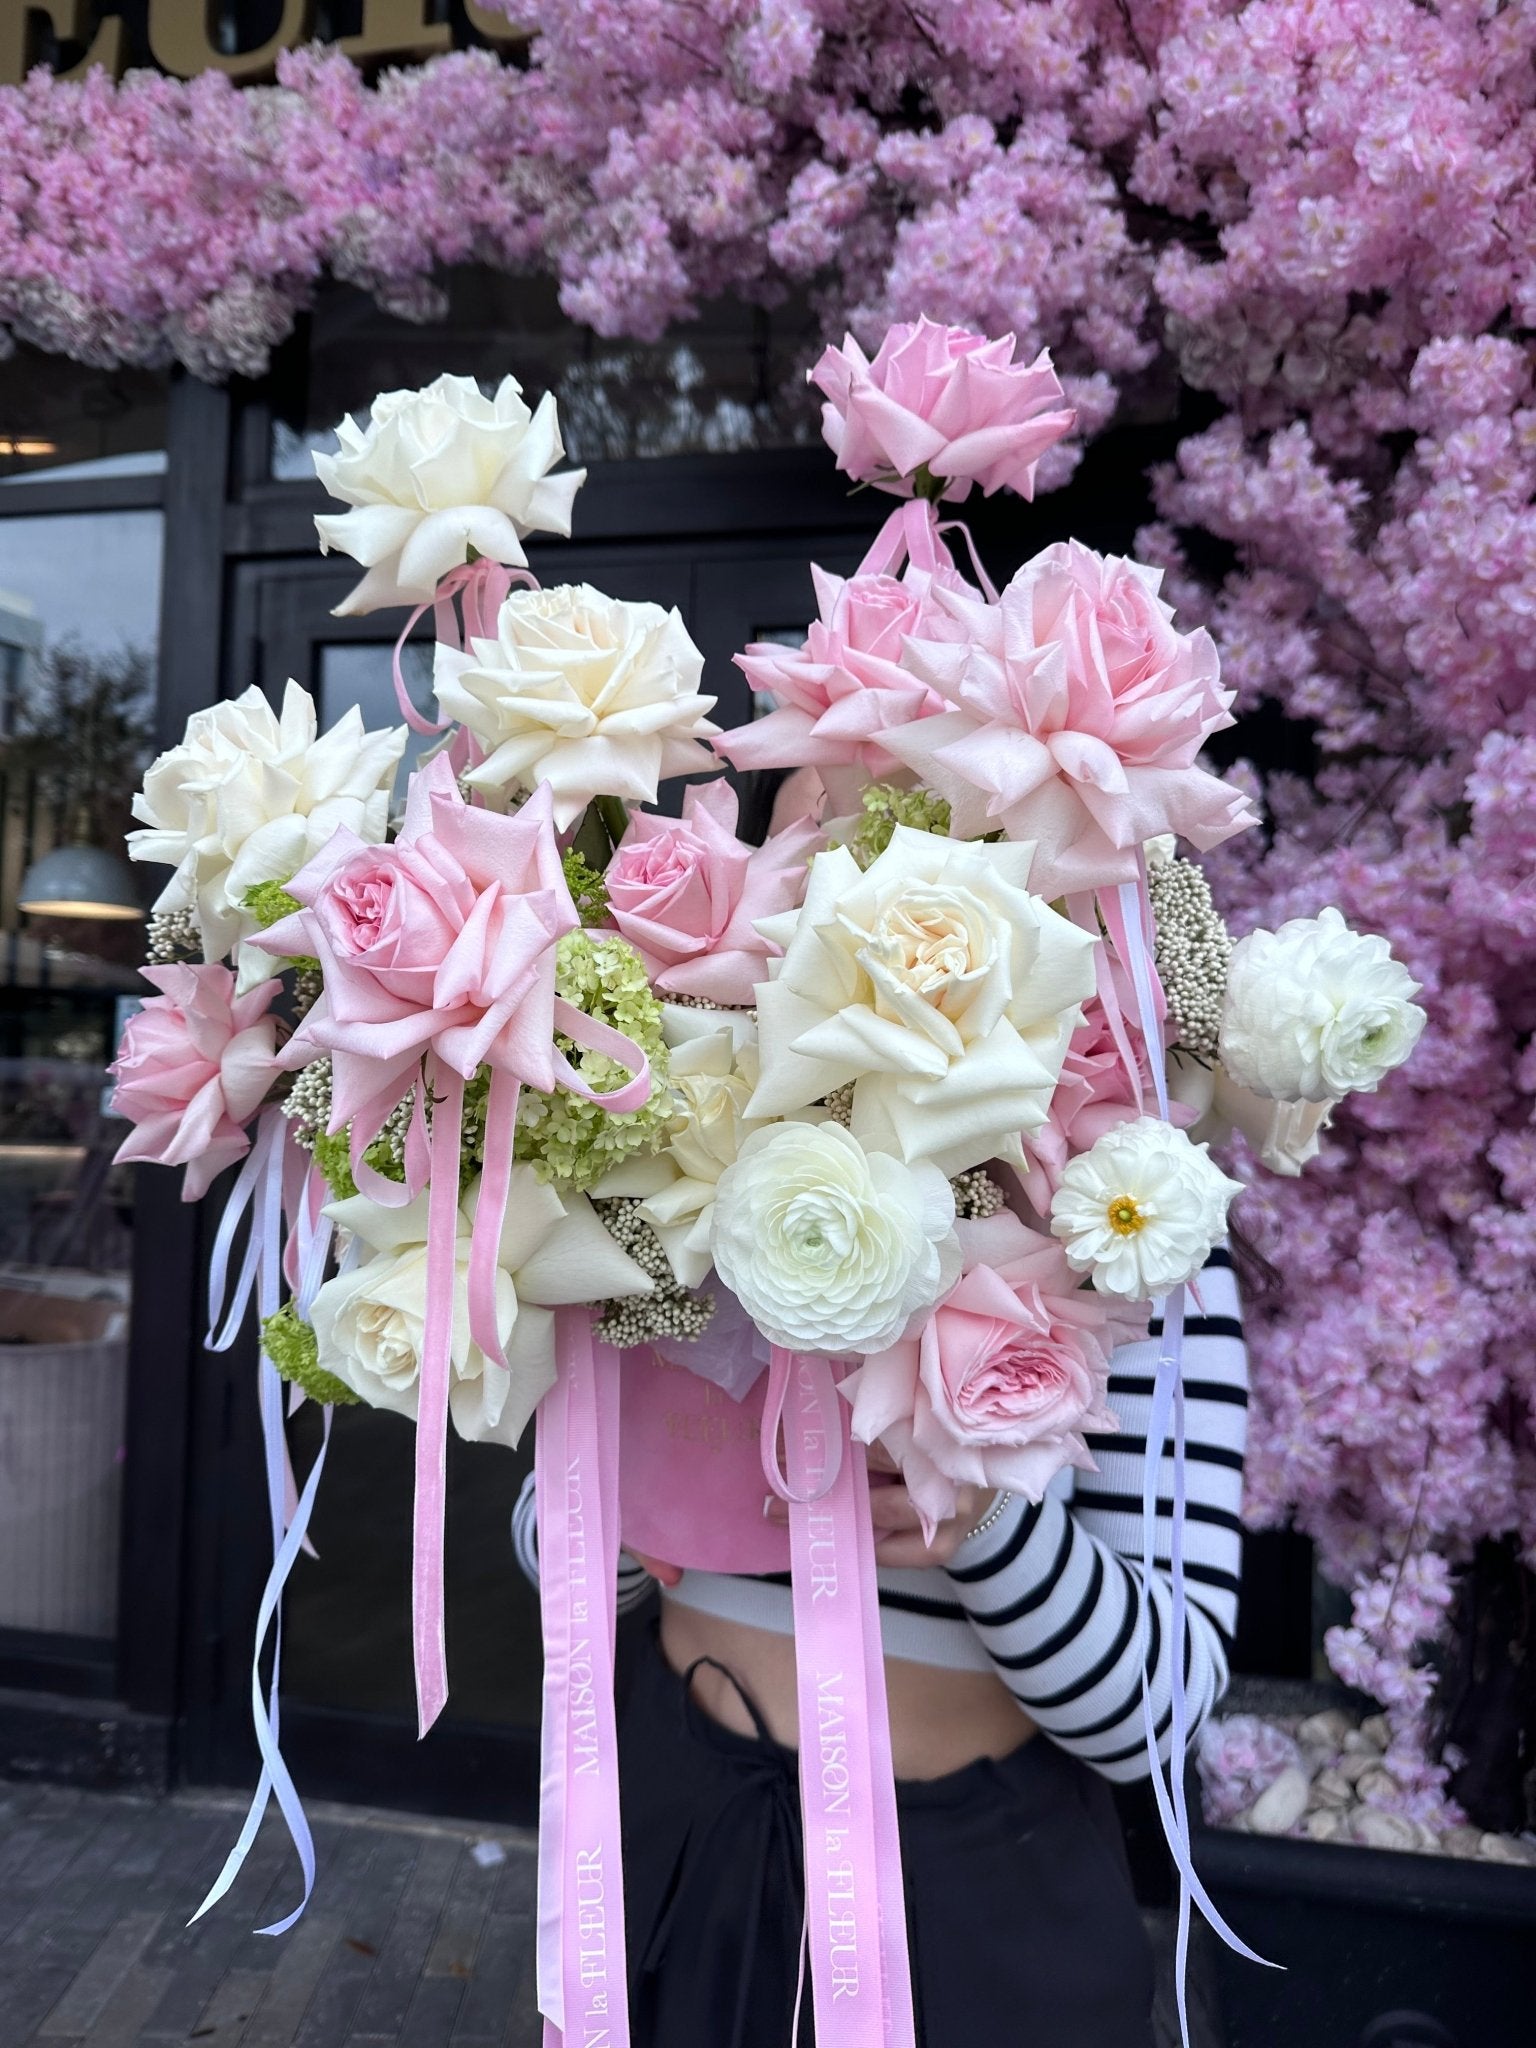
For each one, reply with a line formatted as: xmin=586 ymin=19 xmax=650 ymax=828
xmin=0 ymin=349 xmax=166 ymax=484
xmin=0 ymin=507 xmax=160 ymax=1641
xmin=272 ymin=272 xmax=820 ymax=477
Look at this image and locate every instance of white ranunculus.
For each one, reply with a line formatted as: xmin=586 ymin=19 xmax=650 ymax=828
xmin=311 ymin=1169 xmax=652 ymax=1448
xmin=709 ymin=1120 xmax=959 ymax=1355
xmin=594 ymin=1007 xmax=769 ymax=1289
xmin=1050 ymin=1115 xmax=1242 ymax=1299
xmin=749 ymin=827 xmax=1097 ymax=1179
xmin=1220 ymin=907 xmax=1426 ymax=1103
xmin=435 ymin=583 xmax=720 ymax=829
xmin=314 ymin=373 xmax=585 ymax=615
xmin=127 ymin=681 xmax=405 ymax=988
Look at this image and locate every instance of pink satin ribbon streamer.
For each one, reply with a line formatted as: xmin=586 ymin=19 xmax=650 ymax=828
xmin=389 ymin=555 xmax=535 ymax=736
xmin=854 ymin=496 xmax=997 ymax=601
xmin=776 ymin=1348 xmax=916 ymax=2048
xmin=413 ymin=1056 xmax=465 ymax=1737
xmin=536 ymin=1310 xmax=630 ymax=2048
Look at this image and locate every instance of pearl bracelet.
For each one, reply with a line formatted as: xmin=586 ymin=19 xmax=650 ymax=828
xmin=965 ymin=1490 xmax=1013 ymax=1542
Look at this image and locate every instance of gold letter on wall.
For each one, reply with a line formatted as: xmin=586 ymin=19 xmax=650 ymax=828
xmin=147 ymin=0 xmax=312 ymax=81
xmin=0 ymin=1 xmax=124 ymax=86
xmin=335 ymin=0 xmax=449 ymax=63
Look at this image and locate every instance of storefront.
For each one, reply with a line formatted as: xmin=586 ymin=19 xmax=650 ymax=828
xmin=0 ymin=21 xmax=1314 ymax=1828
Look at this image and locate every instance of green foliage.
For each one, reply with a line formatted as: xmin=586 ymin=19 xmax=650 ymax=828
xmin=561 ymin=849 xmax=611 ymax=927
xmin=242 ymin=880 xmax=302 ymax=928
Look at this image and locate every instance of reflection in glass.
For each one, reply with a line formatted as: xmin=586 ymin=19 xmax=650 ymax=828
xmin=0 ymin=347 xmax=166 ymax=483
xmin=272 ymin=272 xmax=821 ymax=478
xmin=0 ymin=507 xmax=160 ymax=1641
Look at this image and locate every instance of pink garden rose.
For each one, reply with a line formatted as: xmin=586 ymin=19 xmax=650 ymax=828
xmin=843 ymin=1210 xmax=1121 ymax=1538
xmin=110 ymin=964 xmax=283 ymax=1200
xmin=265 ymin=754 xmax=578 ymax=1148
xmin=885 ymin=539 xmax=1256 ymax=895
xmin=809 ymin=318 xmax=1076 ymax=502
xmin=716 ymin=562 xmax=956 ymax=794
xmin=605 ymin=778 xmax=819 ymax=1007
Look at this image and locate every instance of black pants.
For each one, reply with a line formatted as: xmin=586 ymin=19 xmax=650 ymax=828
xmin=618 ymin=1625 xmax=1156 ymax=2048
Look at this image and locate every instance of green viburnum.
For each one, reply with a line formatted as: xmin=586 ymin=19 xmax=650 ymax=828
xmin=848 ymin=783 xmax=952 ymax=868
xmin=515 ymin=933 xmax=671 ymax=1191
xmin=261 ymin=1302 xmax=359 ymax=1407
xmin=242 ymin=880 xmax=302 ymax=928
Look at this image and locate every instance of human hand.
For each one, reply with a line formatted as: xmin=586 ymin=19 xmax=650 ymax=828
xmin=763 ymin=1442 xmax=999 ymax=1570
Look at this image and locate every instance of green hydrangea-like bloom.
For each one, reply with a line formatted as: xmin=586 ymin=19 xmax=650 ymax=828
xmin=848 ymin=782 xmax=951 ymax=868
xmin=261 ymin=1302 xmax=359 ymax=1407
xmin=242 ymin=880 xmax=302 ymax=928
xmin=515 ymin=933 xmax=671 ymax=1191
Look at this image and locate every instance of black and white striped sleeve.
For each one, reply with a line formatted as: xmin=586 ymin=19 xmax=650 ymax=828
xmin=944 ymin=1251 xmax=1248 ymax=1784
xmin=511 ymin=1471 xmax=656 ymax=1615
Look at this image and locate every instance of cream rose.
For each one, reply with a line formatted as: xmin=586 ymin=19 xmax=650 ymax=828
xmin=127 ymin=681 xmax=405 ymax=989
xmin=709 ymin=1120 xmax=959 ymax=1355
xmin=750 ymin=828 xmax=1097 ymax=1178
xmin=311 ymin=1169 xmax=652 ymax=1448
xmin=314 ymin=373 xmax=585 ymax=615
xmin=1220 ymin=907 xmax=1426 ymax=1103
xmin=595 ymin=1008 xmax=768 ymax=1288
xmin=434 ymin=583 xmax=720 ymax=828
xmin=1050 ymin=1115 xmax=1242 ymax=1300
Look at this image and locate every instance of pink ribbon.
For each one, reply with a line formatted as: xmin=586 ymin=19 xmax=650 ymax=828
xmin=413 ymin=1055 xmax=465 ymax=1737
xmin=854 ymin=498 xmax=998 ymax=600
xmin=536 ymin=1309 xmax=629 ymax=2048
xmin=774 ymin=1348 xmax=916 ymax=2048
xmin=389 ymin=555 xmax=535 ymax=736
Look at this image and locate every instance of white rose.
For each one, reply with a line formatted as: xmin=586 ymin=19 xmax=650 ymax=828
xmin=1050 ymin=1115 xmax=1243 ymax=1299
xmin=749 ymin=828 xmax=1097 ymax=1178
xmin=709 ymin=1120 xmax=959 ymax=1355
xmin=311 ymin=1168 xmax=652 ymax=1448
xmin=314 ymin=373 xmax=585 ymax=615
xmin=127 ymin=681 xmax=405 ymax=988
xmin=435 ymin=582 xmax=720 ymax=828
xmin=594 ymin=1008 xmax=768 ymax=1288
xmin=1220 ymin=907 xmax=1426 ymax=1103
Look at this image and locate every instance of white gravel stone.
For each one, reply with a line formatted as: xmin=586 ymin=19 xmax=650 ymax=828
xmin=1476 ymin=1832 xmax=1536 ymax=1867
xmin=1248 ymin=1766 xmax=1312 ymax=1837
xmin=1297 ymin=1710 xmax=1353 ymax=1750
xmin=1349 ymin=1809 xmax=1422 ymax=1853
xmin=1307 ymin=1768 xmax=1354 ymax=1810
xmin=1337 ymin=1750 xmax=1377 ymax=1784
xmin=1441 ymin=1826 xmax=1484 ymax=1860
xmin=1342 ymin=1728 xmax=1381 ymax=1756
xmin=1305 ymin=1808 xmax=1349 ymax=1843
xmin=1355 ymin=1764 xmax=1403 ymax=1806
xmin=1359 ymin=1713 xmax=1393 ymax=1751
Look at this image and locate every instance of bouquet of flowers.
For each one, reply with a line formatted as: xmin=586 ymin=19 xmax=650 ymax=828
xmin=109 ymin=327 xmax=1425 ymax=2046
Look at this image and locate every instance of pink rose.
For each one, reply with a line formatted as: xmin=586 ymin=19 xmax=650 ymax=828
xmin=110 ymin=964 xmax=283 ymax=1200
xmin=810 ymin=317 xmax=1076 ymax=502
xmin=1019 ymin=975 xmax=1194 ymax=1212
xmin=843 ymin=1211 xmax=1120 ymax=1537
xmin=265 ymin=754 xmax=578 ymax=1142
xmin=606 ymin=779 xmax=819 ymax=1007
xmin=887 ymin=539 xmax=1256 ymax=894
xmin=716 ymin=562 xmax=956 ymax=793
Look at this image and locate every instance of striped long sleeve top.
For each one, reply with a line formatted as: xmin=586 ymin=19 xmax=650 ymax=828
xmin=512 ymin=1251 xmax=1247 ymax=1784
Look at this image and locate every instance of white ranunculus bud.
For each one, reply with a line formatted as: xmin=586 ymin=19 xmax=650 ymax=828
xmin=709 ymin=1121 xmax=959 ymax=1356
xmin=127 ymin=680 xmax=405 ymax=987
xmin=314 ymin=373 xmax=585 ymax=615
xmin=434 ymin=583 xmax=720 ymax=829
xmin=311 ymin=1170 xmax=652 ymax=1449
xmin=1220 ymin=907 xmax=1426 ymax=1103
xmin=1050 ymin=1116 xmax=1243 ymax=1300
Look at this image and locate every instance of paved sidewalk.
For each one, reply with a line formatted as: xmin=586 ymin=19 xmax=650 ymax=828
xmin=0 ymin=1781 xmax=539 ymax=2048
